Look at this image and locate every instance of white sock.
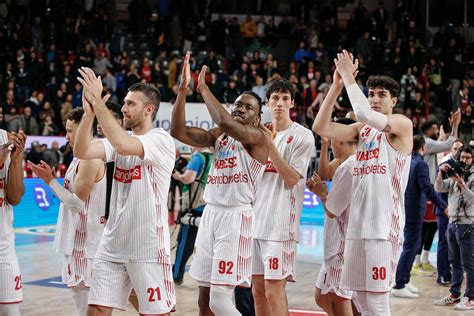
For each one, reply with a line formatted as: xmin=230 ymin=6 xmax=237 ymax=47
xmin=421 ymin=250 xmax=430 ymax=264
xmin=0 ymin=304 xmax=21 ymax=316
xmin=209 ymin=285 xmax=240 ymax=316
xmin=414 ymin=255 xmax=421 ymax=266
xmin=71 ymin=282 xmax=90 ymax=316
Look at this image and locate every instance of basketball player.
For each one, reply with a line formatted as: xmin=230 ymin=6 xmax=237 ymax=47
xmin=313 ymin=51 xmax=413 ymax=314
xmin=308 ymin=117 xmax=358 ymax=316
xmin=75 ymin=67 xmax=176 ymax=315
xmin=30 ymin=107 xmax=106 ymax=316
xmin=251 ymin=78 xmax=314 ymax=316
xmin=170 ymin=52 xmax=267 ymax=315
xmin=0 ymin=128 xmax=26 ymax=316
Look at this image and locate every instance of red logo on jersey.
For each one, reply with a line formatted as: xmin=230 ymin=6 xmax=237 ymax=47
xmin=0 ymin=179 xmax=4 ymax=189
xmin=219 ymin=138 xmax=229 ymax=147
xmin=265 ymin=160 xmax=277 ymax=173
xmin=287 ymin=135 xmax=294 ymax=144
xmin=64 ymin=179 xmax=70 ymax=190
xmin=353 ymin=163 xmax=387 ymax=176
xmin=361 ymin=127 xmax=372 ymax=138
xmin=376 ymin=133 xmax=382 ymax=141
xmin=214 ymin=156 xmax=237 ymax=170
xmin=206 ymin=172 xmax=249 ymax=185
xmin=356 ymin=148 xmax=380 ymax=161
xmin=99 ymin=216 xmax=107 ymax=224
xmin=113 ymin=165 xmax=142 ymax=183
xmin=0 ymin=197 xmax=5 ymax=207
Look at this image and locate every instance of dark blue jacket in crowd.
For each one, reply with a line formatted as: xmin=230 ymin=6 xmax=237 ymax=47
xmin=405 ymin=152 xmax=448 ymax=222
xmin=434 ymin=157 xmax=457 ymax=216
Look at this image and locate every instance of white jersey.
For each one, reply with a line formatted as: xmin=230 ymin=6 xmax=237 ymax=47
xmin=347 ymin=126 xmax=411 ymax=242
xmin=0 ymin=130 xmax=14 ymax=261
xmin=53 ymin=158 xmax=107 ymax=258
xmin=253 ymin=123 xmax=314 ymax=241
xmin=323 ymin=155 xmax=355 ymax=263
xmin=96 ymin=128 xmax=175 ymax=263
xmin=203 ymin=134 xmax=265 ymax=207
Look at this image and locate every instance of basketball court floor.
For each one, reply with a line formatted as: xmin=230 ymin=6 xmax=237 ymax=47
xmin=13 ymin=182 xmax=465 ymax=315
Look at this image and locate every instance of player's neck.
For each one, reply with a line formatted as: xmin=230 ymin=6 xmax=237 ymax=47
xmin=272 ymin=116 xmax=293 ymax=132
xmin=132 ymin=120 xmax=154 ymax=135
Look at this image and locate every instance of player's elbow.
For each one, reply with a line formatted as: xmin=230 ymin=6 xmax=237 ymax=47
xmin=354 ymin=109 xmax=369 ymax=123
xmin=7 ymin=191 xmax=24 ymax=206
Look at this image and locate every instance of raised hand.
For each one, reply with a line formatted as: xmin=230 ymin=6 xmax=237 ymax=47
xmin=334 ymin=50 xmax=359 ymax=83
xmin=259 ymin=123 xmax=276 ymax=144
xmin=8 ymin=130 xmax=26 ymax=162
xmin=29 ymin=160 xmax=55 ymax=184
xmin=77 ymin=67 xmax=104 ymax=106
xmin=179 ymin=52 xmax=191 ymax=90
xmin=196 ymin=65 xmax=208 ymax=93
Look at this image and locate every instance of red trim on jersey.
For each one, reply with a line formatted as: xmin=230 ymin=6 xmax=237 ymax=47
xmin=0 ymin=300 xmax=22 ymax=304
xmin=88 ymin=304 xmax=125 ymax=311
xmin=210 ymin=282 xmax=251 ymax=288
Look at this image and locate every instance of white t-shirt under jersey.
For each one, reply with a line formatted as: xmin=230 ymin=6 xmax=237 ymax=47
xmin=203 ymin=134 xmax=265 ymax=208
xmin=96 ymin=128 xmax=175 ymax=263
xmin=347 ymin=125 xmax=411 ymax=242
xmin=253 ymin=122 xmax=314 ymax=241
xmin=324 ymin=155 xmax=355 ymax=263
xmin=0 ymin=130 xmax=13 ymax=262
xmin=53 ymin=158 xmax=107 ymax=258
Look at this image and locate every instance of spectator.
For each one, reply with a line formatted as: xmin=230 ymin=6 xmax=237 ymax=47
xmin=434 ymin=147 xmax=474 ymax=310
xmin=399 ymin=67 xmax=418 ymax=113
xmin=60 ymin=94 xmax=73 ymax=123
xmin=240 ymin=15 xmax=257 ymax=47
xmin=251 ymin=76 xmax=267 ymax=102
xmin=8 ymin=106 xmax=39 ymax=135
xmin=26 ymin=141 xmax=43 ymax=165
xmin=42 ymin=141 xmax=61 ymax=169
xmin=40 ymin=114 xmax=59 ymax=136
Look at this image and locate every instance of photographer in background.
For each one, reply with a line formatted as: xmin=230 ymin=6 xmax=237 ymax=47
xmin=172 ymin=147 xmax=212 ymax=285
xmin=434 ymin=146 xmax=474 ymax=310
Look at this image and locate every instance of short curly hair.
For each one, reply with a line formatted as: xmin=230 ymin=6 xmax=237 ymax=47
xmin=367 ymin=75 xmax=400 ymax=98
xmin=64 ymin=108 xmax=84 ymax=124
xmin=266 ymin=78 xmax=295 ymax=100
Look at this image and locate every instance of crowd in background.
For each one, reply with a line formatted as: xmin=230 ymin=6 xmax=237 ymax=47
xmin=0 ymin=0 xmax=473 ymax=169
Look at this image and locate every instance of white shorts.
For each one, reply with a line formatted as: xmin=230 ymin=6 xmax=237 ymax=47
xmin=88 ymin=259 xmax=175 ymax=314
xmin=252 ymin=239 xmax=296 ymax=281
xmin=340 ymin=239 xmax=401 ymax=292
xmin=189 ymin=205 xmax=253 ymax=288
xmin=61 ymin=255 xmax=93 ymax=287
xmin=315 ymin=259 xmax=353 ymax=300
xmin=0 ymin=255 xmax=22 ymax=304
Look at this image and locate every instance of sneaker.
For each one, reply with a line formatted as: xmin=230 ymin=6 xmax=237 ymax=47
xmin=436 ymin=276 xmax=451 ymax=286
xmin=434 ymin=294 xmax=461 ymax=306
xmin=392 ymin=287 xmax=420 ymax=299
xmin=421 ymin=262 xmax=437 ymax=271
xmin=406 ymin=283 xmax=420 ymax=294
xmin=454 ymin=297 xmax=474 ymax=310
xmin=411 ymin=264 xmax=434 ymax=276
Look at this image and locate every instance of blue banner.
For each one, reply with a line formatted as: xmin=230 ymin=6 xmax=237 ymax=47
xmin=13 ymin=178 xmax=63 ymax=228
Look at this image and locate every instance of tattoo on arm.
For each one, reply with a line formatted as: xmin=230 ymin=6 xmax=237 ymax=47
xmin=382 ymin=122 xmax=392 ymax=132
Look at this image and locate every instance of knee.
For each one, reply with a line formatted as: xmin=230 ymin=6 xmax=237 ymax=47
xmin=315 ymin=291 xmax=327 ymax=309
xmin=264 ymin=282 xmax=285 ymax=303
xmin=252 ymin=282 xmax=266 ymax=300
